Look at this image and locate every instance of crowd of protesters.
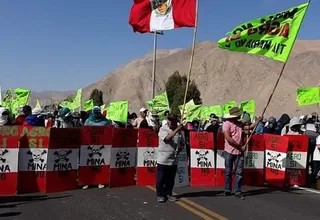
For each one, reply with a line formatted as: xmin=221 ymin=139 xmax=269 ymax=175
xmin=0 ymin=104 xmax=319 ymax=202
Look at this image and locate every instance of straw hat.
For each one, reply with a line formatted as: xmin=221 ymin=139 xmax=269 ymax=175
xmin=223 ymin=107 xmax=242 ymax=119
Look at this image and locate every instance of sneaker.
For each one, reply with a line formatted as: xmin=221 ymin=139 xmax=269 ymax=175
xmin=82 ymin=185 xmax=89 ymax=190
xmin=223 ymin=191 xmax=232 ymax=197
xmin=167 ymin=195 xmax=178 ymax=202
xmin=98 ymin=184 xmax=105 ymax=189
xmin=235 ymin=193 xmax=245 ymax=200
xmin=157 ymin=197 xmax=166 ymax=203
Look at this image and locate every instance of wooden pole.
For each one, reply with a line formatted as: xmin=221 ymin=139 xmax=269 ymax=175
xmin=181 ymin=0 xmax=199 ymax=120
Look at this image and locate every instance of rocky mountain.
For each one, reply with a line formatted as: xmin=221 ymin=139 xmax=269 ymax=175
xmin=79 ymin=40 xmax=320 ymax=118
xmin=28 ymin=40 xmax=320 ymax=118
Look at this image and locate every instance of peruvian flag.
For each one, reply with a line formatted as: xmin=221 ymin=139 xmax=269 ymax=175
xmin=129 ymin=0 xmax=196 ymax=33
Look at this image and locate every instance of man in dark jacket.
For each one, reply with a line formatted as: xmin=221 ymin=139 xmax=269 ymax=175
xmin=23 ymin=108 xmax=45 ymax=126
xmin=16 ymin=105 xmax=32 ymax=125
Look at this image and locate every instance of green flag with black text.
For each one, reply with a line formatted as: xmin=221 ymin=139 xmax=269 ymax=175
xmin=218 ymin=2 xmax=309 ymax=63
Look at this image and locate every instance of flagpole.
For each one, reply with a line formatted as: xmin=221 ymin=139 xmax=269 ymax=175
xmin=152 ymin=31 xmax=157 ymax=99
xmin=245 ymin=0 xmax=312 ymax=149
xmin=181 ymin=0 xmax=199 ymax=120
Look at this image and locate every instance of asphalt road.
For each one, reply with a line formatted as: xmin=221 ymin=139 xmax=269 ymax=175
xmin=1 ymin=185 xmax=320 ymax=220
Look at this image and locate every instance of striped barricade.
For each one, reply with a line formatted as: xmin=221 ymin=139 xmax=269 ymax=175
xmin=190 ymin=132 xmax=215 ymax=186
xmin=79 ymin=126 xmax=113 ymax=187
xmin=110 ymin=128 xmax=138 ymax=188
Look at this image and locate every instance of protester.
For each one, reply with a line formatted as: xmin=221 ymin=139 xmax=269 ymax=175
xmin=54 ymin=107 xmax=74 ymax=128
xmin=71 ymin=112 xmax=83 ymax=128
xmin=255 ymin=118 xmax=267 ymax=134
xmin=82 ymin=106 xmax=111 ymax=190
xmin=156 ymin=114 xmax=185 ymax=203
xmin=15 ymin=105 xmax=32 ymax=125
xmin=222 ymin=107 xmax=261 ymax=200
xmin=84 ymin=106 xmax=111 ymax=126
xmin=275 ymin=113 xmax=290 ymax=135
xmin=263 ymin=117 xmax=277 ymax=134
xmin=132 ymin=107 xmax=148 ymax=128
xmin=0 ymin=107 xmax=10 ymax=126
xmin=281 ymin=117 xmax=304 ymax=135
xmin=191 ymin=118 xmax=202 ymax=132
xmin=162 ymin=110 xmax=170 ymax=127
xmin=312 ymin=134 xmax=320 ymax=185
xmin=205 ymin=114 xmax=220 ymax=134
xmin=24 ymin=108 xmax=45 ymax=126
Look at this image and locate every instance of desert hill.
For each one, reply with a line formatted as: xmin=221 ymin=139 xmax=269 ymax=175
xmin=78 ymin=40 xmax=320 ymax=118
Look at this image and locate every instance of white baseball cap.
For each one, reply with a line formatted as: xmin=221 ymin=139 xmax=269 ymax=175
xmin=140 ymin=107 xmax=148 ymax=112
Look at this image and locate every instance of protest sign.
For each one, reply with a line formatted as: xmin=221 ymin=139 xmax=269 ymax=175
xmin=190 ymin=132 xmax=215 ymax=186
xmin=79 ymin=126 xmax=113 ymax=187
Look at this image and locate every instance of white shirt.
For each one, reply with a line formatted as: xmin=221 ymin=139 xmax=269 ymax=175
xmin=162 ymin=119 xmax=167 ymax=127
xmin=313 ymin=135 xmax=320 ymax=161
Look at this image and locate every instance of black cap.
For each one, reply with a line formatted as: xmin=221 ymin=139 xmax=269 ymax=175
xmin=167 ymin=114 xmax=178 ymax=121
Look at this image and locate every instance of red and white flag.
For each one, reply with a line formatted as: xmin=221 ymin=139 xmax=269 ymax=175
xmin=129 ymin=0 xmax=196 ymax=33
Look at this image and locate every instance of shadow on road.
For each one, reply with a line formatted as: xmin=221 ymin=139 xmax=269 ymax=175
xmin=0 ymin=195 xmax=72 ymax=205
xmin=0 ymin=212 xmax=21 ymax=218
xmin=177 ymin=187 xmax=303 ymax=198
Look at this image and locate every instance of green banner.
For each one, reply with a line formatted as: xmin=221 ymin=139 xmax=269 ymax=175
xmin=106 ymin=101 xmax=128 ymax=123
xmin=200 ymin=105 xmax=223 ymax=121
xmin=147 ymin=91 xmax=169 ymax=120
xmin=59 ymin=88 xmax=82 ymax=110
xmin=83 ymin=99 xmax=94 ymax=112
xmin=218 ymin=2 xmax=309 ymax=63
xmin=297 ymin=87 xmax=320 ymax=106
xmin=239 ymin=100 xmax=255 ymax=121
xmin=223 ymin=101 xmax=237 ymax=115
xmin=186 ymin=105 xmax=202 ymax=123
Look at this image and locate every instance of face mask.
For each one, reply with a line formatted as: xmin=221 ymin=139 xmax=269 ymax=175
xmin=0 ymin=115 xmax=8 ymax=125
xmin=268 ymin=123 xmax=274 ymax=128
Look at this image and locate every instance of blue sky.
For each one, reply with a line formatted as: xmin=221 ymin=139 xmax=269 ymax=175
xmin=0 ymin=0 xmax=318 ymax=91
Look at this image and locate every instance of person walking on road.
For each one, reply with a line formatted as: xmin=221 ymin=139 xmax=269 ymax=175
xmin=222 ymin=107 xmax=261 ymax=200
xmin=156 ymin=114 xmax=185 ymax=203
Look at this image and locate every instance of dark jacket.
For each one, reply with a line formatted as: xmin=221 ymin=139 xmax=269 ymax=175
xmin=24 ymin=115 xmax=45 ymax=126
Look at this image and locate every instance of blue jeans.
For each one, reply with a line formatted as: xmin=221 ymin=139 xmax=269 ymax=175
xmin=224 ymin=151 xmax=244 ymax=193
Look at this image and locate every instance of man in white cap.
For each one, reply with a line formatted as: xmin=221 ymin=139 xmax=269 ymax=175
xmin=222 ymin=107 xmax=262 ymax=200
xmin=132 ymin=107 xmax=148 ymax=128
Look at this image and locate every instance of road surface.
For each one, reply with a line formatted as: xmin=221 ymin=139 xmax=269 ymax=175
xmin=1 ymin=186 xmax=320 ymax=220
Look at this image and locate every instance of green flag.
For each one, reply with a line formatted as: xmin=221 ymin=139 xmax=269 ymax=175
xmin=297 ymin=87 xmax=320 ymax=106
xmin=199 ymin=105 xmax=223 ymax=121
xmin=186 ymin=105 xmax=202 ymax=122
xmin=11 ymin=88 xmax=31 ymax=115
xmin=59 ymin=89 xmax=82 ymax=110
xmin=179 ymin=99 xmax=195 ymax=118
xmin=223 ymin=101 xmax=237 ymax=115
xmin=106 ymin=101 xmax=128 ymax=123
xmin=35 ymin=99 xmax=41 ymax=109
xmin=239 ymin=100 xmax=255 ymax=121
xmin=2 ymin=89 xmax=13 ymax=109
xmin=83 ymin=99 xmax=94 ymax=111
xmin=218 ymin=2 xmax=309 ymax=63
xmin=147 ymin=91 xmax=169 ymax=119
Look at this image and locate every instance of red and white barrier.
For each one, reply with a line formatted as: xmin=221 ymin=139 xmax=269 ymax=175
xmin=45 ymin=128 xmax=81 ymax=193
xmin=190 ymin=132 xmax=215 ymax=186
xmin=243 ymin=135 xmax=265 ymax=186
xmin=264 ymin=134 xmax=289 ymax=188
xmin=109 ymin=128 xmax=138 ymax=188
xmin=18 ymin=126 xmax=50 ymax=193
xmin=136 ymin=129 xmax=158 ymax=186
xmin=79 ymin=126 xmax=113 ymax=187
xmin=174 ymin=147 xmax=189 ymax=188
xmin=216 ymin=133 xmax=227 ymax=186
xmin=0 ymin=126 xmax=20 ymax=195
xmin=285 ymin=135 xmax=308 ymax=186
